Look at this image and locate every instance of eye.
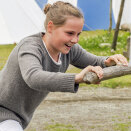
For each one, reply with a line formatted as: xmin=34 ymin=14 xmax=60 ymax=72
xmin=66 ymin=32 xmax=73 ymax=35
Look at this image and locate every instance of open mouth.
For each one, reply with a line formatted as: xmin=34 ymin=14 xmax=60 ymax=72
xmin=65 ymin=44 xmax=71 ymax=48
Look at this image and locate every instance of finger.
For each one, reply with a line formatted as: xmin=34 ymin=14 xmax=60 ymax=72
xmin=112 ymin=54 xmax=128 ymax=66
xmin=118 ymin=58 xmax=128 ymax=66
xmin=91 ymin=67 xmax=103 ymax=79
xmin=110 ymin=56 xmax=120 ymax=65
xmin=96 ymin=67 xmax=103 ymax=79
xmin=96 ymin=70 xmax=103 ymax=79
xmin=117 ymin=54 xmax=128 ymax=66
xmin=86 ymin=66 xmax=103 ymax=79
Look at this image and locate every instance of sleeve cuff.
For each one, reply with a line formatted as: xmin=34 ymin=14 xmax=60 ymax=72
xmin=74 ymin=83 xmax=79 ymax=92
xmin=102 ymin=56 xmax=109 ymax=68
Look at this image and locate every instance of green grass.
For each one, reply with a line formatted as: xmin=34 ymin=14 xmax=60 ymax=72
xmin=42 ymin=121 xmax=131 ymax=131
xmin=43 ymin=123 xmax=79 ymax=131
xmin=0 ymin=30 xmax=131 ymax=88
xmin=114 ymin=122 xmax=131 ymax=131
xmin=0 ymin=44 xmax=16 ymax=70
xmin=79 ymin=30 xmax=130 ymax=56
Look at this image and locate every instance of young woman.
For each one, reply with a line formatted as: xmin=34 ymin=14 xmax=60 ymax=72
xmin=0 ymin=1 xmax=128 ymax=131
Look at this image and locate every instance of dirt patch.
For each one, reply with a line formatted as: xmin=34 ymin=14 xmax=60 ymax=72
xmin=25 ymin=87 xmax=131 ymax=131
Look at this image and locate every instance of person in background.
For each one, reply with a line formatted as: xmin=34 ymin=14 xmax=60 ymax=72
xmin=0 ymin=1 xmax=128 ymax=131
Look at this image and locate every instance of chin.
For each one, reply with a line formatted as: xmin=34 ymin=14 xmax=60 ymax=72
xmin=62 ymin=51 xmax=70 ymax=54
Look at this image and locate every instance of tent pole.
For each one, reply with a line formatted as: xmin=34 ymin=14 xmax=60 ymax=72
xmin=129 ymin=32 xmax=131 ymax=65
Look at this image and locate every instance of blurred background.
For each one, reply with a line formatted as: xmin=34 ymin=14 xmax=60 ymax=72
xmin=0 ymin=0 xmax=131 ymax=88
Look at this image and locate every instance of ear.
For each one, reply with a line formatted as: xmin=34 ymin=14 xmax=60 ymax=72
xmin=47 ymin=21 xmax=54 ymax=33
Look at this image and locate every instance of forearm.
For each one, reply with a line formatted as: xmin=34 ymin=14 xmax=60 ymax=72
xmin=75 ymin=65 xmax=103 ymax=84
xmin=75 ymin=73 xmax=83 ymax=84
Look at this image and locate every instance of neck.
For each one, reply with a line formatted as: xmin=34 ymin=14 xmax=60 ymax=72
xmin=42 ymin=34 xmax=60 ymax=62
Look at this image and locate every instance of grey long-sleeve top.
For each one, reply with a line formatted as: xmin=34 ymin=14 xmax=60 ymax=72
xmin=0 ymin=32 xmax=107 ymax=129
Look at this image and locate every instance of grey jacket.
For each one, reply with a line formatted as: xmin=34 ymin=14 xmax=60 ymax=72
xmin=0 ymin=32 xmax=107 ymax=129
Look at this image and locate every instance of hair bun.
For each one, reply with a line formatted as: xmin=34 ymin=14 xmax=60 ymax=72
xmin=44 ymin=3 xmax=52 ymax=14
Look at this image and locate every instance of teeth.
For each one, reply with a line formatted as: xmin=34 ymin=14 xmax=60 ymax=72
xmin=65 ymin=44 xmax=71 ymax=47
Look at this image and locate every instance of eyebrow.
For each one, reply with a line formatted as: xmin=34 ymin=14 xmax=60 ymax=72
xmin=65 ymin=31 xmax=82 ymax=34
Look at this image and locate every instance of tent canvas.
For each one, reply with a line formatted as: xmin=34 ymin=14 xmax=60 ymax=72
xmin=77 ymin=0 xmax=116 ymax=30
xmin=35 ymin=0 xmax=131 ymax=30
xmin=35 ymin=0 xmax=116 ymax=30
xmin=0 ymin=0 xmax=45 ymax=44
xmin=1 ymin=0 xmax=131 ymax=44
xmin=35 ymin=0 xmax=48 ymax=9
xmin=112 ymin=0 xmax=131 ymax=25
xmin=35 ymin=0 xmax=77 ymax=8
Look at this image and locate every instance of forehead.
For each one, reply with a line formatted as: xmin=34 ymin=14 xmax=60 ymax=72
xmin=61 ymin=17 xmax=84 ymax=31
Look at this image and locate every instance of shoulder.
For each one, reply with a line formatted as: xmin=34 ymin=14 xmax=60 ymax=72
xmin=18 ymin=32 xmax=44 ymax=47
xmin=71 ymin=43 xmax=83 ymax=52
xmin=17 ymin=32 xmax=47 ymax=59
xmin=69 ymin=43 xmax=84 ymax=56
xmin=16 ymin=32 xmax=45 ymax=52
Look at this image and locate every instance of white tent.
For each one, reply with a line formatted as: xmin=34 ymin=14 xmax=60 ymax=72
xmin=112 ymin=0 xmax=131 ymax=26
xmin=0 ymin=0 xmax=45 ymax=44
xmin=48 ymin=0 xmax=77 ymax=7
xmin=1 ymin=0 xmax=131 ymax=44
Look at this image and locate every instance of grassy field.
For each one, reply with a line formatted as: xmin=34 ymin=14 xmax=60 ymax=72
xmin=30 ymin=121 xmax=131 ymax=131
xmin=0 ymin=30 xmax=131 ymax=88
xmin=79 ymin=30 xmax=129 ymax=55
xmin=0 ymin=44 xmax=15 ymax=70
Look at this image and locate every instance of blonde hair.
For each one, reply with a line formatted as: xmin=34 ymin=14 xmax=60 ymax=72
xmin=43 ymin=1 xmax=84 ymax=30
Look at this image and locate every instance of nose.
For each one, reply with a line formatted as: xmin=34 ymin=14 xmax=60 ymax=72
xmin=70 ymin=36 xmax=79 ymax=44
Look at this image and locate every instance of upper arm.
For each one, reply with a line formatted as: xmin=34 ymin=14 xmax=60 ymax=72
xmin=70 ymin=44 xmax=107 ymax=68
